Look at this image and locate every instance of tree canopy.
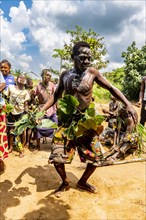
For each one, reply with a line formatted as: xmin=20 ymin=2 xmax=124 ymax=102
xmin=121 ymin=41 xmax=146 ymax=100
xmin=52 ymin=25 xmax=109 ymax=72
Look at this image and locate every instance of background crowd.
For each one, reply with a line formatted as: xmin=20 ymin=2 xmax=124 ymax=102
xmin=0 ymin=59 xmax=58 ymax=174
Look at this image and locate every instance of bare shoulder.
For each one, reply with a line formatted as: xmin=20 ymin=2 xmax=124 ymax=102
xmin=88 ymin=67 xmax=101 ymax=76
xmin=59 ymin=69 xmax=68 ymax=80
xmin=60 ymin=69 xmax=68 ymax=76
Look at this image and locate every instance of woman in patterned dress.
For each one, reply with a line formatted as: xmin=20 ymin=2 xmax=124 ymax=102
xmin=0 ymin=71 xmax=8 ymax=174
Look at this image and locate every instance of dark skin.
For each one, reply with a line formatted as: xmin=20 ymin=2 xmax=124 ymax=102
xmin=137 ymin=76 xmax=146 ymax=125
xmin=0 ymin=62 xmax=11 ymax=76
xmin=0 ymin=82 xmax=6 ymax=93
xmin=137 ymin=76 xmax=146 ymax=105
xmin=42 ymin=44 xmax=138 ymax=196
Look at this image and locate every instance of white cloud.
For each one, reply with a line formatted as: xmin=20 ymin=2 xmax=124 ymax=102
xmin=9 ymin=1 xmax=30 ymax=31
xmin=29 ymin=0 xmax=77 ymax=54
xmin=32 ymin=0 xmax=77 ymax=16
xmin=17 ymin=53 xmax=32 ymax=71
xmin=113 ymin=0 xmax=141 ymax=7
xmin=1 ymin=0 xmax=145 ymax=75
xmin=1 ymin=1 xmax=32 ymax=71
xmin=1 ymin=13 xmax=26 ymax=52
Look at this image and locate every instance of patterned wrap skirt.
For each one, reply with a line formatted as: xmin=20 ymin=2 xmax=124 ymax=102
xmin=49 ymin=129 xmax=103 ymax=165
xmin=0 ymin=106 xmax=8 ymax=160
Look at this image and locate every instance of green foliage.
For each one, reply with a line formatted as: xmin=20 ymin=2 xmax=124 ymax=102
xmin=37 ymin=119 xmax=58 ymax=129
xmin=4 ymin=101 xmax=14 ymax=115
xmin=56 ymin=95 xmax=105 ymax=140
xmin=135 ymin=123 xmax=146 ymax=156
xmin=92 ymin=68 xmax=125 ymax=103
xmin=103 ymin=67 xmax=125 ymax=90
xmin=121 ymin=41 xmax=146 ymax=100
xmin=57 ymin=95 xmax=80 ymax=126
xmin=92 ymin=84 xmax=111 ymax=103
xmin=52 ymin=25 xmax=109 ymax=71
xmin=58 ymin=95 xmax=79 ymax=115
xmin=13 ymin=109 xmax=56 ymax=136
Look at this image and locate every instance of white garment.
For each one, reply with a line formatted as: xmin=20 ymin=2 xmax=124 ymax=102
xmin=6 ymin=85 xmax=30 ymax=114
xmin=0 ymin=72 xmax=5 ymax=106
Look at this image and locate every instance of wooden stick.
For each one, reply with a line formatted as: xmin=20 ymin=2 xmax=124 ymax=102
xmin=97 ymin=157 xmax=146 ymax=167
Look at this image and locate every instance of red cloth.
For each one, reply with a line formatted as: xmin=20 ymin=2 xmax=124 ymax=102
xmin=0 ymin=107 xmax=8 ymax=160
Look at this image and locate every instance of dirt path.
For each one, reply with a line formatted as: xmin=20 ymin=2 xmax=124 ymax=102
xmin=0 ymin=104 xmax=146 ymax=220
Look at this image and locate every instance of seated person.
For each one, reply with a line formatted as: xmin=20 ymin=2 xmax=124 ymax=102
xmin=100 ymin=96 xmax=119 ymax=146
xmin=103 ymin=104 xmax=139 ymax=160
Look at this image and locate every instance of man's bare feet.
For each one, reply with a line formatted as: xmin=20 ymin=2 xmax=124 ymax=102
xmin=77 ymin=182 xmax=97 ymax=194
xmin=54 ymin=182 xmax=70 ymax=198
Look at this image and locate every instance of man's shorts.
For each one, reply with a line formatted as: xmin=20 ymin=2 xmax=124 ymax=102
xmin=48 ymin=133 xmax=103 ymax=165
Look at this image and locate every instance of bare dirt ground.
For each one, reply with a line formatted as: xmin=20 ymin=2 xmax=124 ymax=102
xmin=0 ymin=104 xmax=146 ymax=220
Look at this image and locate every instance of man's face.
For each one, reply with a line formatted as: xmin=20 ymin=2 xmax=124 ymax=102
xmin=74 ymin=46 xmax=91 ymax=71
xmin=0 ymin=63 xmax=10 ymax=76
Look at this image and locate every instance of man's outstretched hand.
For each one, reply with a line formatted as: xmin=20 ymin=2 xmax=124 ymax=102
xmin=126 ymin=104 xmax=138 ymax=124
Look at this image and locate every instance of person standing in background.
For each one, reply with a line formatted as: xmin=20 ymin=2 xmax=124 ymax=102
xmin=0 ymin=71 xmax=8 ymax=174
xmin=34 ymin=69 xmax=58 ymax=150
xmin=137 ymin=76 xmax=146 ymax=126
xmin=5 ymin=74 xmax=30 ymax=157
xmin=0 ymin=59 xmax=15 ymax=90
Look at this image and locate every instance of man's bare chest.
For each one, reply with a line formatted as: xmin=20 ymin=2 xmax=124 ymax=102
xmin=64 ymin=71 xmax=93 ymax=94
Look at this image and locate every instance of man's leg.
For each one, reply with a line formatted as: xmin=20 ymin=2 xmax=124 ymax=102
xmin=36 ymin=138 xmax=40 ymax=150
xmin=77 ymin=163 xmax=97 ymax=193
xmin=54 ymin=163 xmax=70 ymax=189
xmin=140 ymin=102 xmax=146 ymax=126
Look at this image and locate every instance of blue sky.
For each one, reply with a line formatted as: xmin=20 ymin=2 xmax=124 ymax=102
xmin=1 ymin=0 xmax=145 ymax=78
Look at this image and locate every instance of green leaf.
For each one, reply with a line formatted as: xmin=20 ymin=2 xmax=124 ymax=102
xmin=85 ymin=103 xmax=96 ymax=117
xmin=5 ymin=102 xmax=14 ymax=115
xmin=94 ymin=114 xmax=105 ymax=125
xmin=37 ymin=119 xmax=58 ymax=129
xmin=76 ymin=119 xmax=97 ymax=137
xmin=35 ymin=111 xmax=45 ymax=119
xmin=58 ymin=95 xmax=79 ymax=115
xmin=14 ymin=123 xmax=28 ymax=135
xmin=14 ymin=114 xmax=29 ymax=126
xmin=27 ymin=124 xmax=35 ymax=129
xmin=57 ymin=108 xmax=72 ymax=125
xmin=64 ymin=122 xmax=77 ymax=139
